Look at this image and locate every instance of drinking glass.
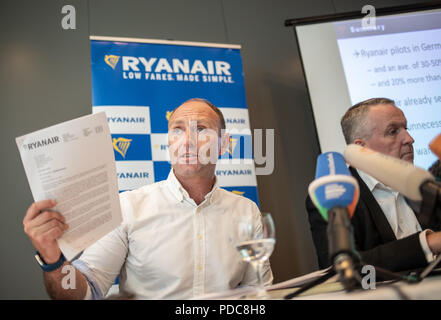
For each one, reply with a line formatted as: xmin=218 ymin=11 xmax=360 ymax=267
xmin=235 ymin=212 xmax=275 ymax=298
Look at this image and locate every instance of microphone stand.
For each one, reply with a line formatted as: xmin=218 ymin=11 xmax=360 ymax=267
xmin=326 ymin=207 xmax=361 ymax=291
xmin=284 ymin=257 xmax=419 ymax=299
xmin=285 ymin=206 xmax=361 ymax=299
xmin=284 ymin=207 xmax=419 ymax=299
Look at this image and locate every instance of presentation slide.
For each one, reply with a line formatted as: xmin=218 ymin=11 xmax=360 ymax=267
xmin=296 ymin=8 xmax=441 ymax=169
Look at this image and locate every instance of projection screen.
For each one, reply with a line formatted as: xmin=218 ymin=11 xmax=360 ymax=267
xmin=290 ymin=5 xmax=441 ymax=169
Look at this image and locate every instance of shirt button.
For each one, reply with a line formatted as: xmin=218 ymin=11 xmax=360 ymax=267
xmin=197 ymin=264 xmax=203 ymax=271
xmin=197 ymin=234 xmax=203 ymax=240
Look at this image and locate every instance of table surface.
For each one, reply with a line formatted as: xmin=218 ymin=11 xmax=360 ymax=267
xmin=267 ymin=273 xmax=441 ymax=300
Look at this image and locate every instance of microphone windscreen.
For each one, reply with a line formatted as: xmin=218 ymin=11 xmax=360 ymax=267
xmin=315 ymin=151 xmax=351 ymax=179
xmin=309 ymin=152 xmax=359 ymax=220
xmin=429 ymin=134 xmax=441 ymax=160
xmin=344 ymin=144 xmax=434 ymax=201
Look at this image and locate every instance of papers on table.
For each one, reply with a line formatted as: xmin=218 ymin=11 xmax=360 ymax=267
xmin=192 ymin=267 xmax=334 ymax=300
xmin=16 ymin=112 xmax=122 ymax=261
xmin=266 ymin=267 xmax=333 ymax=290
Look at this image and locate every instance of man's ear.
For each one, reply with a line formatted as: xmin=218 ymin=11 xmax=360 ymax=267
xmin=353 ymin=138 xmax=365 ymax=146
xmin=219 ymin=131 xmax=230 ymax=155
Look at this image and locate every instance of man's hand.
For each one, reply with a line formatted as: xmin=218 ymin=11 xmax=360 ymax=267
xmin=426 ymin=230 xmax=441 ymax=255
xmin=23 ymin=200 xmax=89 ymax=300
xmin=23 ymin=200 xmax=69 ymax=264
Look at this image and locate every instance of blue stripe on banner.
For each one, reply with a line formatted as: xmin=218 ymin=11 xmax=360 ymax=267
xmin=111 ymin=134 xmax=152 ymax=161
xmin=221 ymin=186 xmax=260 ymax=208
xmin=219 ymin=134 xmax=253 ymax=160
xmin=149 ymin=105 xmax=172 ymax=134
xmin=153 ymin=161 xmax=172 ymax=182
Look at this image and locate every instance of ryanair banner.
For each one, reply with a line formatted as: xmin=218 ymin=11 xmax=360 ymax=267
xmin=90 ymin=36 xmax=259 ymax=205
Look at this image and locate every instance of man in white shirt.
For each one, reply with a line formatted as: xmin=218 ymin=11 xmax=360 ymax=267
xmin=23 ymin=98 xmax=273 ymax=299
xmin=308 ymin=97 xmax=441 ymax=271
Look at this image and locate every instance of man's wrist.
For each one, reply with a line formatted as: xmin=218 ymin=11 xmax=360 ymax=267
xmin=426 ymin=230 xmax=441 ymax=255
xmin=419 ymin=230 xmax=435 ymax=263
xmin=35 ymin=251 xmax=66 ymax=272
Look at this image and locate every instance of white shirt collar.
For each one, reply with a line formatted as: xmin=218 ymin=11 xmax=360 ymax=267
xmin=166 ymin=169 xmax=219 ymax=205
xmin=355 ymin=170 xmax=430 ymax=261
xmin=356 ymin=168 xmax=399 ymax=197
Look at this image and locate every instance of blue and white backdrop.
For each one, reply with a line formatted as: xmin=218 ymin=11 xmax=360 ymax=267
xmin=90 ymin=36 xmax=259 ymax=206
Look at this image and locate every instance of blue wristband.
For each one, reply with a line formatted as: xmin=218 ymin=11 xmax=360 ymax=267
xmin=35 ymin=251 xmax=66 ymax=272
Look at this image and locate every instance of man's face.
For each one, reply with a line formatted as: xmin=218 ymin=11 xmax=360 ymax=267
xmin=168 ymin=101 xmax=225 ymax=178
xmin=357 ymin=104 xmax=414 ymax=163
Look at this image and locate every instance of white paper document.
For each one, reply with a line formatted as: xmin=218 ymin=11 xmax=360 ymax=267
xmin=266 ymin=267 xmax=333 ymax=291
xmin=16 ymin=112 xmax=122 ymax=261
xmin=192 ymin=267 xmax=334 ymax=300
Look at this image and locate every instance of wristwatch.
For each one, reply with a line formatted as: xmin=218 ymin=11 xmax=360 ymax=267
xmin=34 ymin=251 xmax=66 ymax=272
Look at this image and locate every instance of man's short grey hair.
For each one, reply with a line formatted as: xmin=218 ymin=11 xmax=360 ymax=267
xmin=340 ymin=97 xmax=395 ymax=144
xmin=169 ymin=98 xmax=226 ymax=132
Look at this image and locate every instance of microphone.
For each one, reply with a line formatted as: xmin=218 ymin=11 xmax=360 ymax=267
xmin=309 ymin=152 xmax=359 ymax=220
xmin=344 ymin=144 xmax=441 ymax=229
xmin=308 ymin=152 xmax=360 ymax=289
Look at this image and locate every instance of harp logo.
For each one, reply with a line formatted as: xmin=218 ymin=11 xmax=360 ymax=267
xmin=166 ymin=110 xmax=173 ymax=121
xmin=231 ymin=190 xmax=245 ymax=196
xmin=225 ymin=137 xmax=238 ymax=156
xmin=105 ymin=55 xmax=120 ymax=69
xmin=113 ymin=137 xmax=132 ymax=158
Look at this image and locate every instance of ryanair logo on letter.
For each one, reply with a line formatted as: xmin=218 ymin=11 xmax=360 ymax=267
xmin=113 ymin=137 xmax=132 ymax=158
xmin=23 ymin=136 xmax=61 ymax=151
xmin=105 ymin=55 xmax=120 ymax=69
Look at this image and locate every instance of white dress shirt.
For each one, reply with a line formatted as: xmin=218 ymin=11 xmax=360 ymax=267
xmin=357 ymin=169 xmax=435 ymax=263
xmin=73 ymin=169 xmax=273 ymax=299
